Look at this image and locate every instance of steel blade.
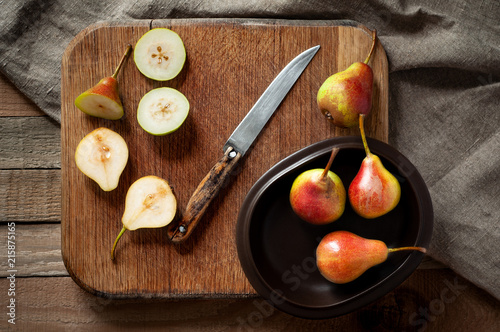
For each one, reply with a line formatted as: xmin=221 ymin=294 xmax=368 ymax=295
xmin=223 ymin=45 xmax=320 ymax=156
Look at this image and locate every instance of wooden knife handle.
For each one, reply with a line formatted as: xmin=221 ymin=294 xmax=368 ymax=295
xmin=167 ymin=147 xmax=241 ymax=243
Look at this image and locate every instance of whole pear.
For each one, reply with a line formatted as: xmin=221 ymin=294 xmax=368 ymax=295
xmin=75 ymin=45 xmax=132 ymax=120
xmin=316 ymin=231 xmax=426 ymax=284
xmin=290 ymin=148 xmax=346 ymax=225
xmin=349 ymin=114 xmax=401 ymax=218
xmin=317 ymin=30 xmax=377 ymax=128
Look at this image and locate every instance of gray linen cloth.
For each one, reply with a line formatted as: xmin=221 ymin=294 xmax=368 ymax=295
xmin=1 ymin=0 xmax=498 ymax=300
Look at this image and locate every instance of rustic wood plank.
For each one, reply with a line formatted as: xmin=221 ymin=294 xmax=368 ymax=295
xmin=0 ymin=222 xmax=445 ymax=278
xmin=0 ymin=72 xmax=45 ymax=117
xmin=0 ymin=224 xmax=66 ymax=277
xmin=60 ymin=19 xmax=389 ymax=298
xmin=0 ymin=271 xmax=498 ymax=331
xmin=0 ymin=170 xmax=61 ymax=223
xmin=0 ymin=116 xmax=60 ymax=169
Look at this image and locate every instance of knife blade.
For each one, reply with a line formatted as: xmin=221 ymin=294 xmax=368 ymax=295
xmin=167 ymin=45 xmax=320 ymax=243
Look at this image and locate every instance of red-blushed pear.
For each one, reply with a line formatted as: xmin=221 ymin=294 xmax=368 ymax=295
xmin=317 ymin=29 xmax=377 ymax=128
xmin=348 ymin=114 xmax=401 ymax=218
xmin=289 ymin=148 xmax=346 ymax=225
xmin=75 ymin=45 xmax=132 ymax=120
xmin=316 ymin=231 xmax=426 ymax=284
xmin=111 ymin=176 xmax=177 ymax=260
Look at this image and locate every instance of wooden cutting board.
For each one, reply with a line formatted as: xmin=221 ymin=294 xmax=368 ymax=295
xmin=61 ymin=19 xmax=388 ymax=298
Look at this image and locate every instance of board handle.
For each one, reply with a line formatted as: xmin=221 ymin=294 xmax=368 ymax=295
xmin=167 ymin=147 xmax=241 ymax=243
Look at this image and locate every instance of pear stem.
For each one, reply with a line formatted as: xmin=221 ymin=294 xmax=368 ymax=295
xmin=112 ymin=44 xmax=132 ymax=79
xmin=320 ymin=147 xmax=339 ymax=180
xmin=364 ymin=29 xmax=377 ymax=64
xmin=359 ymin=114 xmax=371 ymax=156
xmin=111 ymin=226 xmax=127 ymax=260
xmin=388 ymin=246 xmax=427 ymax=254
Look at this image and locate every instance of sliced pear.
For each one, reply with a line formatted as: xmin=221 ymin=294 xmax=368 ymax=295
xmin=75 ymin=45 xmax=132 ymax=120
xmin=111 ymin=175 xmax=177 ymax=260
xmin=137 ymin=87 xmax=189 ymax=135
xmin=75 ymin=127 xmax=128 ymax=191
xmin=134 ymin=28 xmax=186 ymax=81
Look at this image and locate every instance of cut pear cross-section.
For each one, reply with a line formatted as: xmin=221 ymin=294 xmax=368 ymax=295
xmin=134 ymin=28 xmax=186 ymax=81
xmin=75 ymin=127 xmax=128 ymax=191
xmin=74 ymin=45 xmax=132 ymax=120
xmin=111 ymin=175 xmax=177 ymax=260
xmin=137 ymin=87 xmax=189 ymax=135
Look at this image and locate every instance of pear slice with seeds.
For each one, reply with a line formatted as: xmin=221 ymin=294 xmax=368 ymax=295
xmin=74 ymin=127 xmax=128 ymax=191
xmin=137 ymin=87 xmax=189 ymax=135
xmin=134 ymin=28 xmax=186 ymax=81
xmin=111 ymin=175 xmax=177 ymax=260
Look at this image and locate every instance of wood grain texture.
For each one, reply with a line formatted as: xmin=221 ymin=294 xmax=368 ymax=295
xmin=0 ymin=72 xmax=44 ymax=117
xmin=0 ymin=224 xmax=65 ymax=277
xmin=0 ymin=116 xmax=61 ymax=169
xmin=0 ymin=222 xmax=445 ymax=279
xmin=0 ymin=170 xmax=61 ymax=222
xmin=60 ymin=19 xmax=389 ymax=297
xmin=1 ymin=271 xmax=498 ymax=331
xmin=168 ymin=147 xmax=242 ymax=242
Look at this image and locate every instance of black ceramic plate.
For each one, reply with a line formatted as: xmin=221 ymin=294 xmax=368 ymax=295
xmin=236 ymin=136 xmax=433 ymax=319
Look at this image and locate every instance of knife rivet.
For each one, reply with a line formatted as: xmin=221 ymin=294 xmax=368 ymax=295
xmin=228 ymin=151 xmax=237 ymax=159
xmin=179 ymin=225 xmax=187 ymax=234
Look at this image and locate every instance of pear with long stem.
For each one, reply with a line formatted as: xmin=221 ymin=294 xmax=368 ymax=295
xmin=317 ymin=29 xmax=377 ymax=128
xmin=348 ymin=114 xmax=401 ymax=218
xmin=317 ymin=231 xmax=426 ymax=284
xmin=290 ymin=147 xmax=346 ymax=225
xmin=75 ymin=44 xmax=132 ymax=120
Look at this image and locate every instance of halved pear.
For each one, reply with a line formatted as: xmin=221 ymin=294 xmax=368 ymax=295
xmin=111 ymin=175 xmax=177 ymax=260
xmin=137 ymin=87 xmax=189 ymax=135
xmin=75 ymin=45 xmax=132 ymax=120
xmin=133 ymin=28 xmax=186 ymax=81
xmin=75 ymin=127 xmax=128 ymax=191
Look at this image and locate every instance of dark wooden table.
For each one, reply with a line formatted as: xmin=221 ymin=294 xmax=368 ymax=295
xmin=0 ymin=71 xmax=499 ymax=330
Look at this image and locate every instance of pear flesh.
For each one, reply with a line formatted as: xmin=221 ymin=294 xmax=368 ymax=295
xmin=75 ymin=77 xmax=124 ymax=120
xmin=316 ymin=231 xmax=426 ymax=284
xmin=290 ymin=148 xmax=346 ymax=225
xmin=75 ymin=45 xmax=131 ymax=120
xmin=74 ymin=127 xmax=128 ymax=191
xmin=137 ymin=87 xmax=189 ymax=135
xmin=134 ymin=28 xmax=186 ymax=81
xmin=111 ymin=175 xmax=177 ymax=260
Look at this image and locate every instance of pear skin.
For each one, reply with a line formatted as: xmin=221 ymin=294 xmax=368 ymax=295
xmin=317 ymin=62 xmax=373 ymax=128
xmin=317 ymin=29 xmax=377 ymax=128
xmin=75 ymin=77 xmax=124 ymax=119
xmin=290 ymin=148 xmax=346 ymax=225
xmin=316 ymin=231 xmax=426 ymax=284
xmin=75 ymin=45 xmax=131 ymax=120
xmin=349 ymin=114 xmax=401 ymax=218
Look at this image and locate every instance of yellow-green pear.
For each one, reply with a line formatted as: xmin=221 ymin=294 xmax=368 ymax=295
xmin=317 ymin=30 xmax=377 ymax=128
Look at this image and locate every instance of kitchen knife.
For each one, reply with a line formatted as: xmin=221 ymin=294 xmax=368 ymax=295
xmin=167 ymin=45 xmax=320 ymax=243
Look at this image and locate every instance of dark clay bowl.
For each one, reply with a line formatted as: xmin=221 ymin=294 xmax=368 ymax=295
xmin=236 ymin=136 xmax=433 ymax=319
